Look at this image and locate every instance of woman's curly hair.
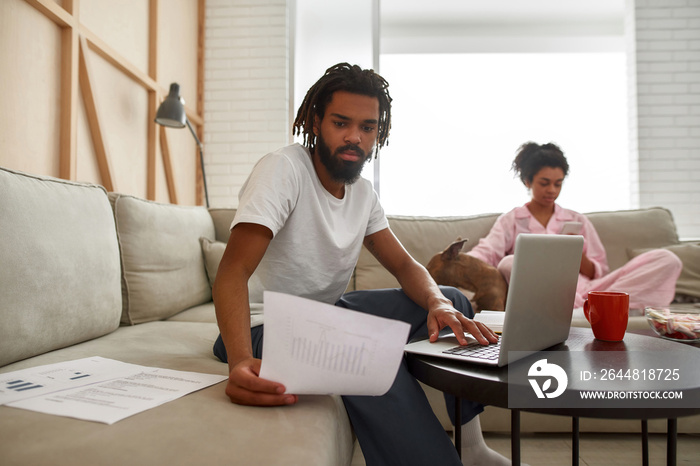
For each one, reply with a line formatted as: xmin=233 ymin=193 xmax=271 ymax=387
xmin=293 ymin=63 xmax=392 ymax=154
xmin=512 ymin=141 xmax=569 ymax=185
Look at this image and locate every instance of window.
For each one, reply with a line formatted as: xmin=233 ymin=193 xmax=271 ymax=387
xmin=377 ymin=52 xmax=630 ymax=216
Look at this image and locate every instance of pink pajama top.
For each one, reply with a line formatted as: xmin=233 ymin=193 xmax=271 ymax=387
xmin=467 ymin=203 xmax=609 ymax=281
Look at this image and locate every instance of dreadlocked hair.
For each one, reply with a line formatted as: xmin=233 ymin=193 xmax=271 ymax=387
xmin=293 ymin=63 xmax=392 ymax=154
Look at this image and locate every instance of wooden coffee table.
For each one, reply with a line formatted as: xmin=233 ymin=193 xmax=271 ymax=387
xmin=405 ymin=327 xmax=700 ymax=466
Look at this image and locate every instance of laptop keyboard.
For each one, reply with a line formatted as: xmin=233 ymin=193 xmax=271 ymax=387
xmin=442 ymin=339 xmax=501 ymax=361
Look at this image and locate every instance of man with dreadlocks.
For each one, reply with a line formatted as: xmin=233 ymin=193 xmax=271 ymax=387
xmin=212 ymin=63 xmax=521 ymax=466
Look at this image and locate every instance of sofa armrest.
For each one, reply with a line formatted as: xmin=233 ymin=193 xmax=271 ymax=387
xmin=585 ymin=207 xmax=680 ymax=271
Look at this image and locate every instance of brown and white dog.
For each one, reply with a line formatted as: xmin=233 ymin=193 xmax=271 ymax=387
xmin=426 ymin=238 xmax=508 ymax=313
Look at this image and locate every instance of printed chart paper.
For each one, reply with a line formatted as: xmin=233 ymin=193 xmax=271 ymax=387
xmin=0 ymin=357 xmax=141 ymax=405
xmin=0 ymin=357 xmax=227 ymax=424
xmin=259 ymin=291 xmax=411 ymax=396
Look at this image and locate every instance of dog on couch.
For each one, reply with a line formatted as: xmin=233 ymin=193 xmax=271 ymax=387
xmin=426 ymin=238 xmax=508 ymax=312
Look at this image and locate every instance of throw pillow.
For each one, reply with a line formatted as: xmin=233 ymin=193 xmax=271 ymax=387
xmin=200 ymin=237 xmax=226 ymax=288
xmin=198 ymin=237 xmax=264 ymax=304
xmin=629 ymin=243 xmax=700 ymax=300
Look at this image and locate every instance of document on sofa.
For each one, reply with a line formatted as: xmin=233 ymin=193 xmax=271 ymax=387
xmin=259 ymin=291 xmax=410 ymax=396
xmin=0 ymin=357 xmax=227 ymax=424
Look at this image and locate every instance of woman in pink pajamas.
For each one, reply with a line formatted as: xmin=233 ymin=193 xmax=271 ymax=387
xmin=467 ymin=142 xmax=682 ymax=309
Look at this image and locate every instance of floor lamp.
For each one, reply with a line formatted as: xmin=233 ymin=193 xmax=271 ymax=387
xmin=154 ymin=83 xmax=209 ymax=207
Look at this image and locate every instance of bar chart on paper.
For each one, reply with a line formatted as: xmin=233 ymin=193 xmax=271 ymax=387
xmin=4 ymin=380 xmax=45 ymax=392
xmin=289 ymin=319 xmax=375 ymax=376
xmin=259 ymin=291 xmax=411 ymax=396
xmin=3 ymin=369 xmax=92 ymax=393
xmin=0 ymin=357 xmax=139 ymax=405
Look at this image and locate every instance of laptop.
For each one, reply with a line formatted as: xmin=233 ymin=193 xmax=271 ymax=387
xmin=404 ymin=233 xmax=584 ymax=367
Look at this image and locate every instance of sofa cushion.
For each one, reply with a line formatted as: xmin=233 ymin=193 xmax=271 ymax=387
xmin=109 ymin=194 xmax=215 ymax=324
xmin=586 ymin=207 xmax=680 ymax=271
xmin=0 ymin=168 xmax=122 ymax=367
xmin=355 ymin=213 xmax=500 ymax=290
xmin=629 ymin=242 xmax=700 ymax=300
xmin=166 ymin=302 xmax=264 ymax=328
xmin=0 ymin=321 xmax=353 ymax=466
xmin=199 ymin=236 xmax=265 ymax=305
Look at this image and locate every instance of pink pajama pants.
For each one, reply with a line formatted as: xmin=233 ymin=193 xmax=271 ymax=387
xmin=497 ymin=249 xmax=682 ymax=309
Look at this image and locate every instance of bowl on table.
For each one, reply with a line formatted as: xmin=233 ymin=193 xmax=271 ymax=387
xmin=645 ymin=307 xmax=700 ymax=342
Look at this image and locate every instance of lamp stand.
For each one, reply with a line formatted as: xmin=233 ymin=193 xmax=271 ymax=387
xmin=186 ymin=119 xmax=209 ymax=208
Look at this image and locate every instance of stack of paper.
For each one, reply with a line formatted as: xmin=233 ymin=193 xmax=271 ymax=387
xmin=474 ymin=310 xmax=505 ymax=333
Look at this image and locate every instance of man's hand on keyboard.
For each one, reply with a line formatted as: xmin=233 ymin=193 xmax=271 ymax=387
xmin=427 ymin=300 xmax=499 ymax=346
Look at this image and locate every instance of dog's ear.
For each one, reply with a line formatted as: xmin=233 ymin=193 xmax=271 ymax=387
xmin=442 ymin=237 xmax=468 ymax=260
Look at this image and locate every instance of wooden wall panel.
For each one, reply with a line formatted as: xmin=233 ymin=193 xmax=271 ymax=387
xmin=1 ymin=0 xmax=204 ymax=206
xmin=154 ymin=134 xmax=172 ymax=203
xmin=157 ymin=0 xmax=199 ymax=109
xmin=89 ymin=49 xmax=150 ymax=199
xmin=157 ymin=0 xmax=201 ymax=206
xmin=76 ymin=91 xmax=101 ymax=184
xmin=0 ymin=0 xmax=62 ymax=176
xmin=79 ymin=0 xmax=149 ymax=80
xmin=164 ymin=125 xmax=197 ymax=205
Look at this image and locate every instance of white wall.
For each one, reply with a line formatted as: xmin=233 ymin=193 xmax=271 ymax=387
xmin=203 ymin=0 xmax=376 ymax=208
xmin=292 ymin=0 xmax=378 ymax=185
xmin=204 ymin=0 xmax=290 ymax=208
xmin=293 ymin=0 xmax=375 ymax=113
xmin=628 ymin=0 xmax=700 ymax=238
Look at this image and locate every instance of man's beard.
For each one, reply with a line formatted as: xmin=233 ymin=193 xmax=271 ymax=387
xmin=316 ymin=133 xmax=373 ymax=185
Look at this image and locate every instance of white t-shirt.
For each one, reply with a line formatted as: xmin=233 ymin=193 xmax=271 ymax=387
xmin=232 ymin=143 xmax=388 ymax=305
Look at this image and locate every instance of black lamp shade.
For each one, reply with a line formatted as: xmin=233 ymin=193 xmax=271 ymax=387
xmin=153 ymin=82 xmax=209 ymax=207
xmin=155 ymin=83 xmax=186 ymax=128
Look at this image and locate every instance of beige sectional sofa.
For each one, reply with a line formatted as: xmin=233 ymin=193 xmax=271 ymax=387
xmin=1 ymin=165 xmax=699 ymax=465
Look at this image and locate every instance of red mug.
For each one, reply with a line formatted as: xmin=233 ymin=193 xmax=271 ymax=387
xmin=583 ymin=291 xmax=629 ymax=341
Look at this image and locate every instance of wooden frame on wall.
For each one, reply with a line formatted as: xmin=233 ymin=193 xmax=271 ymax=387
xmin=24 ymin=0 xmax=206 ymax=206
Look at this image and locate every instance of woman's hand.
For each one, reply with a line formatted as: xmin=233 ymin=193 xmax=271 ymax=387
xmin=579 ymin=251 xmax=595 ymax=279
